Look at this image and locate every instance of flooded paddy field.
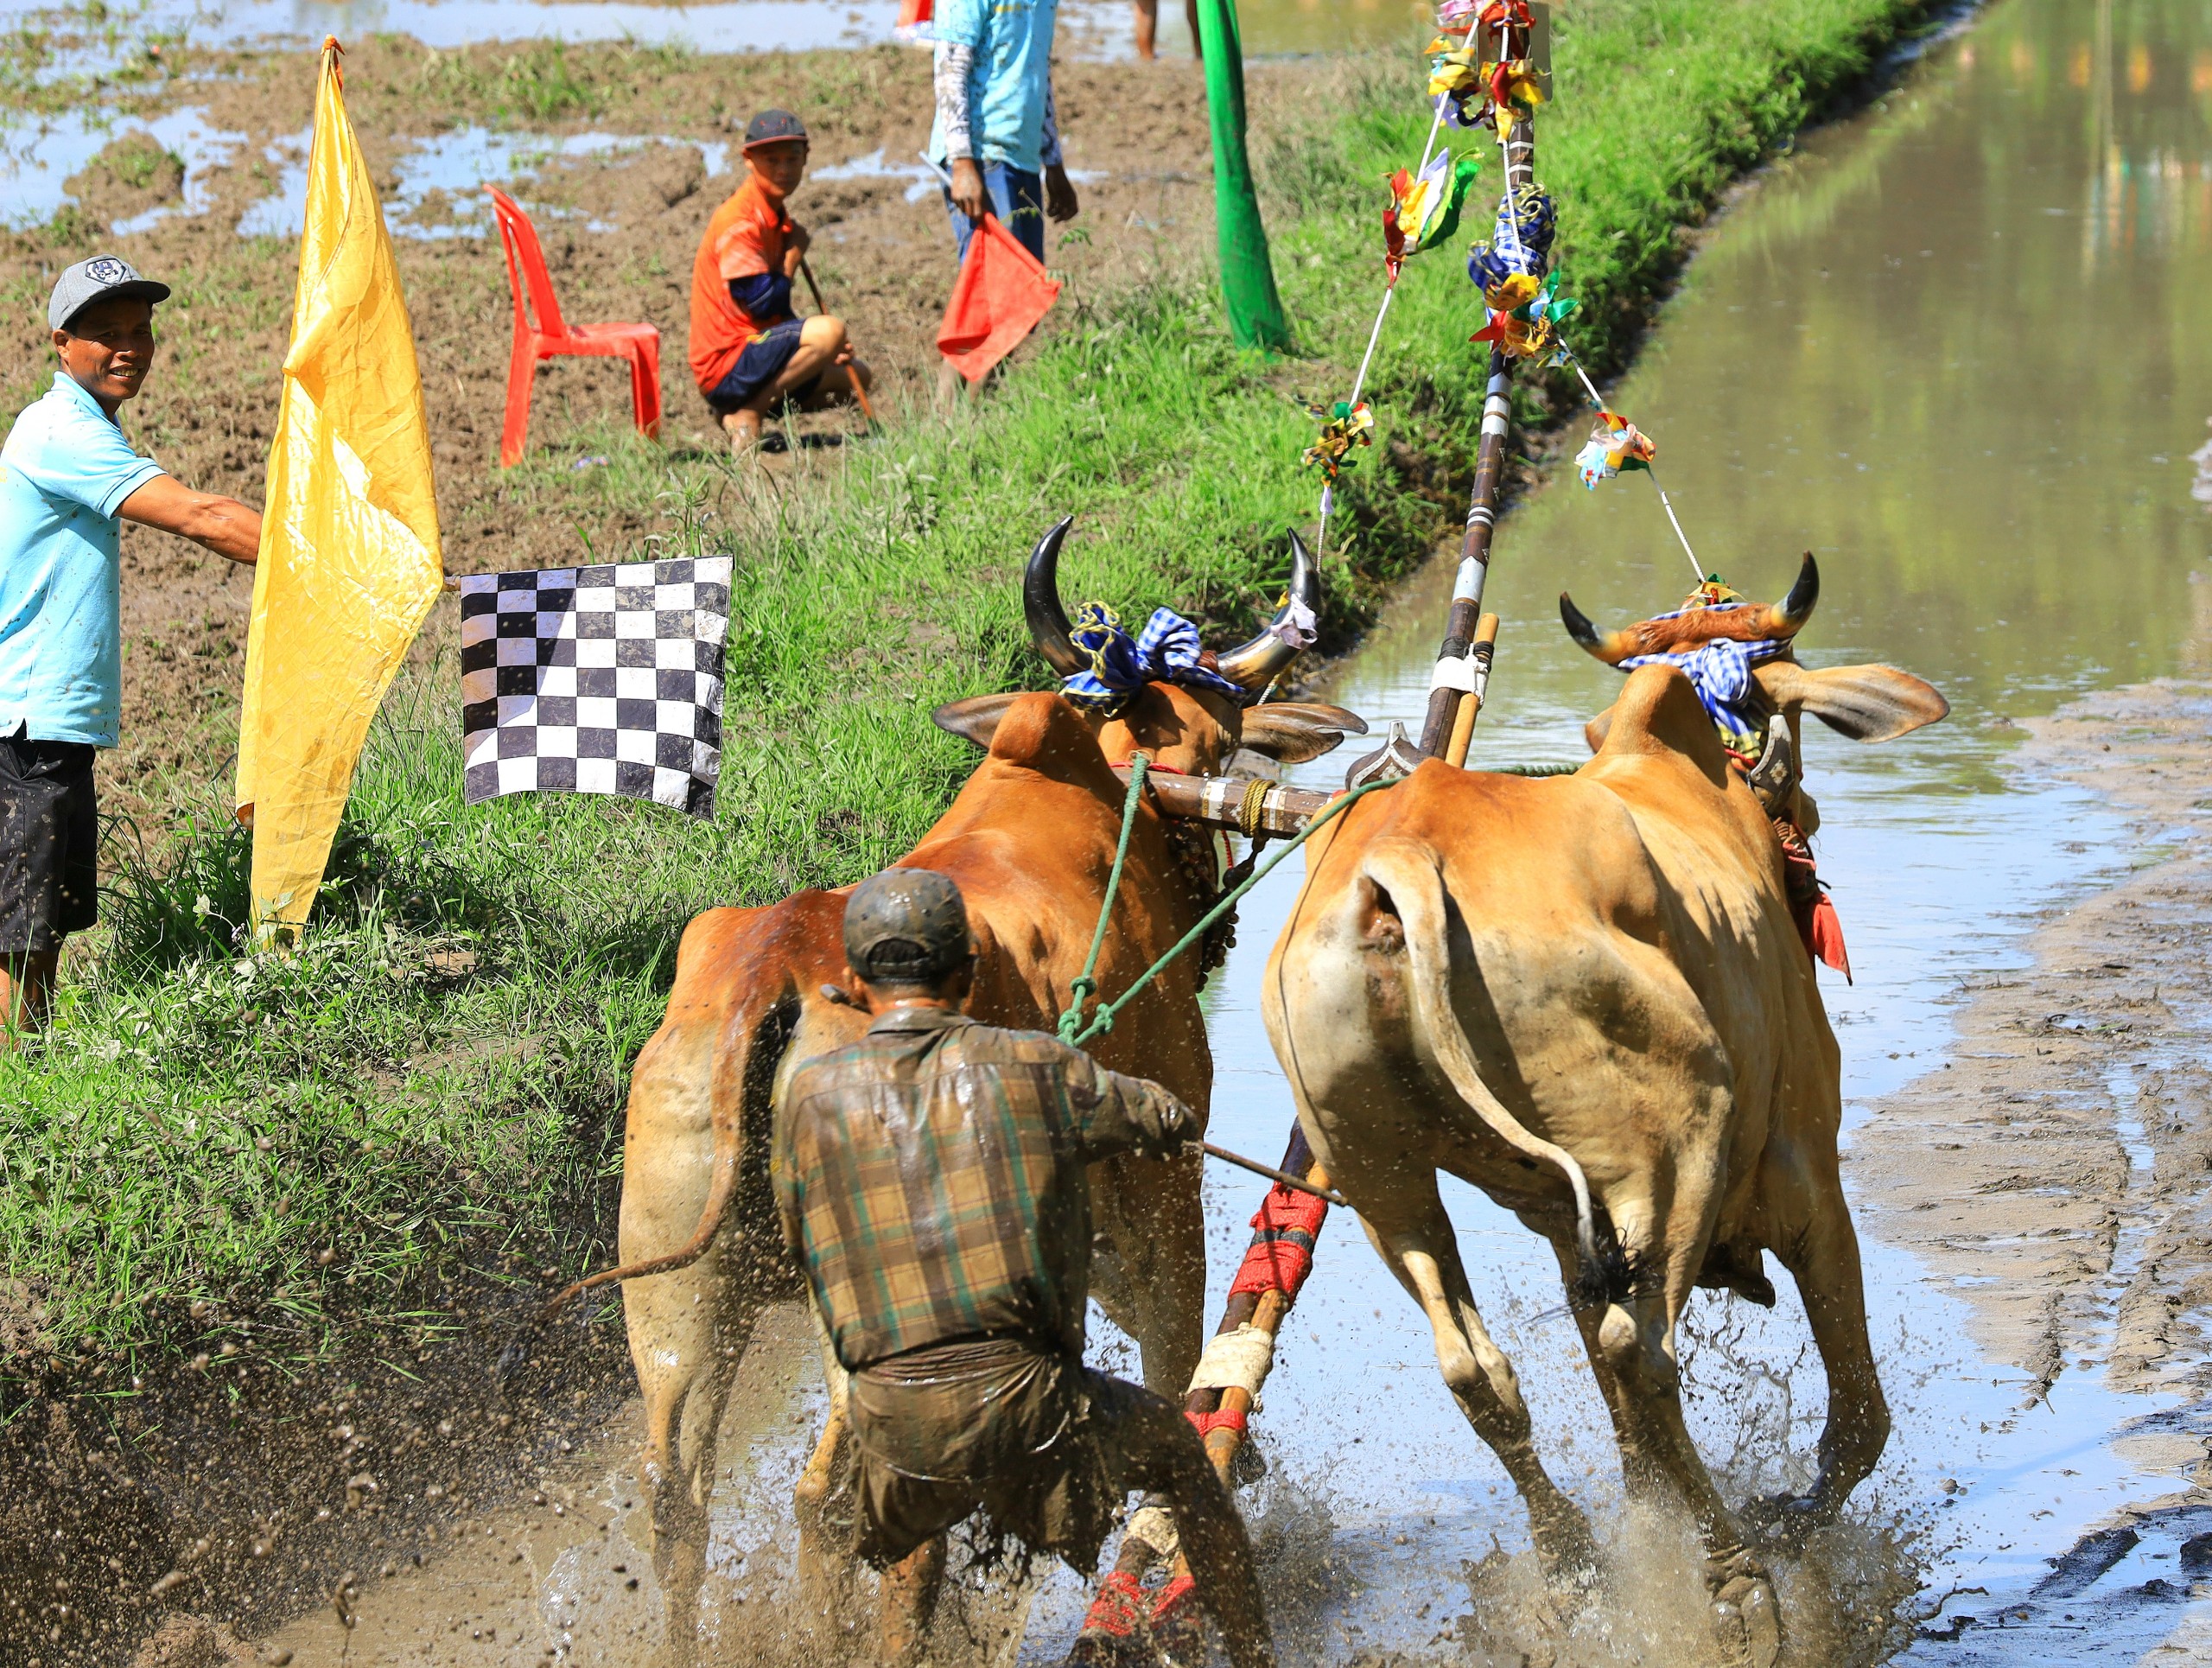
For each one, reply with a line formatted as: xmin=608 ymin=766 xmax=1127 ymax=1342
xmin=13 ymin=0 xmax=2212 ymax=1663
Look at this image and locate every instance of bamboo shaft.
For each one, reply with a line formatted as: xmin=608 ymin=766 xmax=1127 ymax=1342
xmin=1444 ymin=614 xmax=1500 ymax=768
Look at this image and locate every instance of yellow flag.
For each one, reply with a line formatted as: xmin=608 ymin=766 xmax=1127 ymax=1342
xmin=237 ymin=41 xmax=443 ymax=939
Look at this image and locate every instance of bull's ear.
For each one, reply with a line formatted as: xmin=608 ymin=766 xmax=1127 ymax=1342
xmin=931 ymin=693 xmax=1027 ymax=750
xmin=1753 ymin=661 xmax=1948 ymax=742
xmin=1583 ymin=704 xmax=1616 ymax=754
xmin=1237 ymin=702 xmax=1370 ymax=765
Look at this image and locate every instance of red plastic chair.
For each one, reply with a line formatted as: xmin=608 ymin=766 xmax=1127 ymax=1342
xmin=485 ymin=186 xmax=662 ymax=468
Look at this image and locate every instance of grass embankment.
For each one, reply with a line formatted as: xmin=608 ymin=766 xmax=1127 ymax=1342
xmin=0 ymin=0 xmax=1936 ymax=1397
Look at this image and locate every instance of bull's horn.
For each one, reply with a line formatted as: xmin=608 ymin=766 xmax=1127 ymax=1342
xmin=1215 ymin=528 xmax=1322 ymax=691
xmin=1023 ymin=516 xmax=1086 ymax=677
xmin=1558 ymin=592 xmax=1637 ymax=666
xmin=1762 ymin=551 xmax=1820 ymax=639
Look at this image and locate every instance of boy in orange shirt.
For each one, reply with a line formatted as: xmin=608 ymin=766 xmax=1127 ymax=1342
xmin=689 ymin=110 xmax=873 ymax=453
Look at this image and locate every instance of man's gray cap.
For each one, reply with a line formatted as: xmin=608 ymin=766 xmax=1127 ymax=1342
xmin=843 ymin=869 xmax=970 ymax=984
xmin=742 ymin=108 xmax=808 ymax=150
xmin=48 ymin=255 xmax=170 ymax=331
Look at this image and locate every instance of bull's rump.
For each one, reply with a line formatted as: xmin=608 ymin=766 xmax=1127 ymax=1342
xmin=1268 ymin=755 xmax=1796 ymax=1227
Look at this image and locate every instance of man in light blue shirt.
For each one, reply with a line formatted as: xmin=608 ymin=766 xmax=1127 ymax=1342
xmin=0 ymin=255 xmax=263 ymax=1044
xmin=927 ymin=0 xmax=1081 ymax=268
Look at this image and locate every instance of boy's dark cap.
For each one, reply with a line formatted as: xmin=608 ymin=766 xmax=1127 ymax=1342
xmin=48 ymin=255 xmax=170 ymax=331
xmin=743 ymin=109 xmax=808 ymax=150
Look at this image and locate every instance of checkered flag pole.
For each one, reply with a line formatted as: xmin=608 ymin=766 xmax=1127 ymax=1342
xmin=460 ymin=557 xmax=733 ymax=818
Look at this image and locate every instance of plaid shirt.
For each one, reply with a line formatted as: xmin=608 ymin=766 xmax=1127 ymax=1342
xmin=775 ymin=1005 xmax=1195 ymax=1372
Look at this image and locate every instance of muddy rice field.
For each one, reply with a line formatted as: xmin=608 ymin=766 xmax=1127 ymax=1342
xmin=7 ymin=0 xmax=2212 ymax=1663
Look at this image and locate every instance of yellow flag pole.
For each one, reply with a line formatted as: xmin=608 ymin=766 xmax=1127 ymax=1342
xmin=235 ymin=37 xmax=445 ymax=943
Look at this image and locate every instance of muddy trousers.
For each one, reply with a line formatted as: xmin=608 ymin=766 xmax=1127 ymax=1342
xmin=849 ymin=1336 xmax=1275 ymax=1668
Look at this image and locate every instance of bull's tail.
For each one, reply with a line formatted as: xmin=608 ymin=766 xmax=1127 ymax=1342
xmin=1362 ymin=841 xmax=1614 ymax=1307
xmin=537 ymin=988 xmax=799 ymax=1326
xmin=536 ymin=1154 xmax=742 ymax=1323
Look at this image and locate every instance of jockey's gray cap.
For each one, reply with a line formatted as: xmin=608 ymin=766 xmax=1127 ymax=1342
xmin=843 ymin=869 xmax=970 ymax=984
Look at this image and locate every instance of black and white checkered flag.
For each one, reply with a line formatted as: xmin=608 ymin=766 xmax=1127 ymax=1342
xmin=460 ymin=557 xmax=732 ymax=818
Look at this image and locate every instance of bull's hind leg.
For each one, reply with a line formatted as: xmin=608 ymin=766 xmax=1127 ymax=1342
xmin=1356 ymin=1175 xmax=1599 ymax=1582
xmin=1553 ymin=1193 xmax=1780 ymax=1668
xmin=626 ymin=1240 xmax=765 ymax=1666
xmin=1760 ymin=1162 xmax=1889 ymax=1537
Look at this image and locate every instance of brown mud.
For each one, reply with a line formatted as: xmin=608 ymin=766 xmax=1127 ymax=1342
xmin=1847 ymin=670 xmax=2212 ymax=1656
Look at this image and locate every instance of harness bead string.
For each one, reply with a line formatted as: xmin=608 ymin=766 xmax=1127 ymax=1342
xmin=1062 ymin=774 xmax=1398 ymax=1048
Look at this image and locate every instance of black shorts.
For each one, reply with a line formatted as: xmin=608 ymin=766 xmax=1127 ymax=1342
xmin=0 ymin=734 xmax=98 ymax=953
xmin=701 ymin=318 xmax=819 ymax=414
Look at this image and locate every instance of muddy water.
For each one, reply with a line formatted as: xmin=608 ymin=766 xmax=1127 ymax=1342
xmin=242 ymin=0 xmax=2212 ymax=1663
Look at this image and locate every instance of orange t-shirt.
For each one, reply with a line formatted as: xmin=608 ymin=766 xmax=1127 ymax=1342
xmin=689 ymin=179 xmax=793 ymax=392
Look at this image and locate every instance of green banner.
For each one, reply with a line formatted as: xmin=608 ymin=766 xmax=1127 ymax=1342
xmin=1196 ymin=0 xmax=1292 ymax=351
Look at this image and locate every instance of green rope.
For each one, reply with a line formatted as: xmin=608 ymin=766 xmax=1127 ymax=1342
xmin=1060 ymin=774 xmax=1401 ymax=1050
xmin=1489 ymin=761 xmax=1580 ymax=777
xmin=1058 ymin=752 xmax=1151 ymax=1044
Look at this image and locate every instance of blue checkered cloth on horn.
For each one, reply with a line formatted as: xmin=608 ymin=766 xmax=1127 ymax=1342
xmin=1060 ymin=602 xmax=1248 ymax=716
xmin=1618 ymin=604 xmax=1787 ymax=754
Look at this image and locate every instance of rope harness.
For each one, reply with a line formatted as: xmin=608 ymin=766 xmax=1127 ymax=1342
xmin=1055 ymin=771 xmax=1401 ymax=1049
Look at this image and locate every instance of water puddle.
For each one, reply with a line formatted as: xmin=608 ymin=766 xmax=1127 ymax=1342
xmin=236 ymin=125 xmax=729 ymax=239
xmin=0 ymin=103 xmax=241 ymax=230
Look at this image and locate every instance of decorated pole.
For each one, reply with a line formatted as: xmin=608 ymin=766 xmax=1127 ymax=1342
xmin=1418 ymin=3 xmax=1541 ymax=757
xmin=1196 ymin=0 xmax=1292 ymax=351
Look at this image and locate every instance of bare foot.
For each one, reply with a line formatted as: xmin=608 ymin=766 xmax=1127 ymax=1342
xmin=721 ymin=409 xmax=763 ymax=454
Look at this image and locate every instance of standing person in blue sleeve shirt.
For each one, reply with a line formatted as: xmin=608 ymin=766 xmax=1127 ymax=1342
xmin=926 ymin=0 xmax=1081 ymax=266
xmin=0 ymin=255 xmax=263 ymax=1044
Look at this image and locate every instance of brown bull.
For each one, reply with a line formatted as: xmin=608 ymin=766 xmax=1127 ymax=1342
xmin=582 ymin=518 xmax=1363 ymax=1658
xmin=1261 ymin=557 xmax=1945 ymax=1665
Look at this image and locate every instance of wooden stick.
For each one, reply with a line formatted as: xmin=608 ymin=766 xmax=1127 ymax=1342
xmin=1444 ymin=613 xmax=1500 ymax=768
xmin=796 ymin=256 xmax=877 ymax=423
xmin=1203 ymin=1141 xmax=1346 ymax=1206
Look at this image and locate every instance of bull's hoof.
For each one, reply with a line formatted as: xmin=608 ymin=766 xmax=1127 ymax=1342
xmin=1531 ymin=1509 xmax=1603 ymax=1596
xmin=1710 ymin=1572 xmax=1782 ymax=1668
xmin=1742 ymin=1488 xmax=1831 ymax=1552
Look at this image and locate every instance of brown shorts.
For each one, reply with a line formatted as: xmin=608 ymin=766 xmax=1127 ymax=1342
xmin=847 ymin=1335 xmax=1166 ymax=1573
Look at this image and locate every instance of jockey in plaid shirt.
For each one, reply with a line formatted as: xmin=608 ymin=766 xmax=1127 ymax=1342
xmin=775 ymin=868 xmax=1274 ymax=1668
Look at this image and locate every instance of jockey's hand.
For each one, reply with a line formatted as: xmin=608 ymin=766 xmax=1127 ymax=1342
xmin=1046 ymin=162 xmax=1079 ymax=223
xmin=950 ymin=157 xmax=988 ymax=221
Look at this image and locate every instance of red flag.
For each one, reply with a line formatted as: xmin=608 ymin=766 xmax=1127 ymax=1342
xmin=894 ymin=0 xmax=932 ymax=33
xmin=938 ymin=213 xmax=1060 ymax=384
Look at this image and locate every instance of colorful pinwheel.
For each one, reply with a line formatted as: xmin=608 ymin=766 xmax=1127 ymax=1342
xmin=1300 ymin=398 xmax=1376 ymax=481
xmin=1573 ymin=408 xmax=1658 ymax=487
xmin=1384 ymin=151 xmax=1480 ymax=278
xmin=1472 ymin=271 xmax=1578 ymax=362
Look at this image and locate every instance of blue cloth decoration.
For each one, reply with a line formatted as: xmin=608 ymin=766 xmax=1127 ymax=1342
xmin=1617 ymin=605 xmax=1785 ymax=754
xmin=1466 ymin=184 xmax=1556 ymax=293
xmin=1061 ymin=602 xmax=1249 ymax=715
